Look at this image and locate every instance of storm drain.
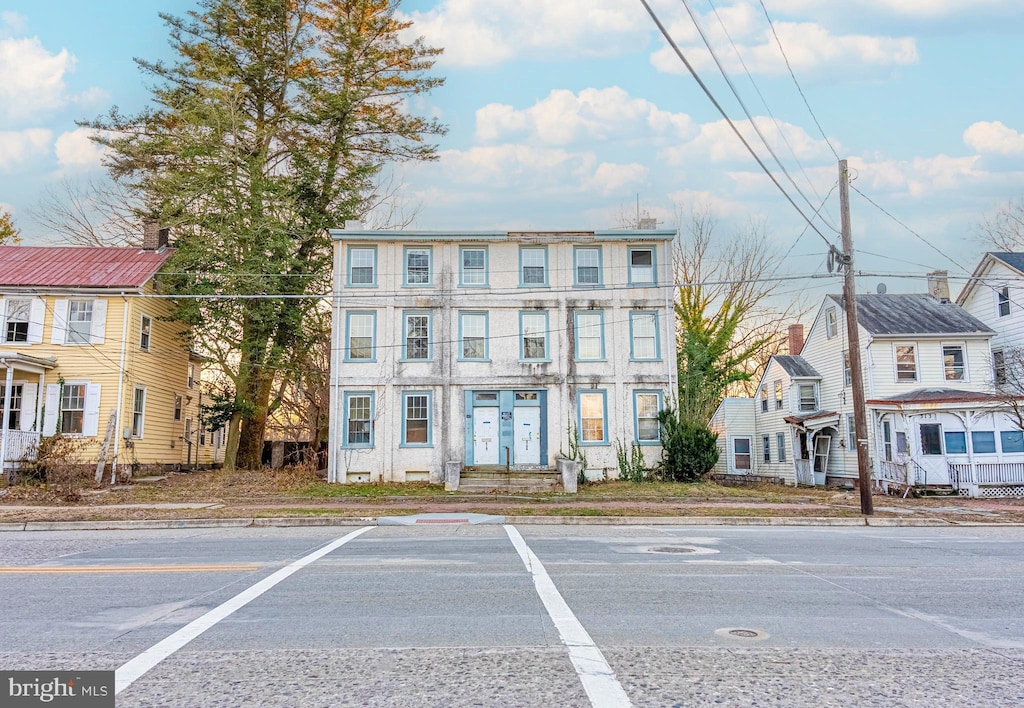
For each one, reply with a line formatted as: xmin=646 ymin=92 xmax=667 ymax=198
xmin=728 ymin=629 xmax=760 ymax=638
xmin=651 ymin=546 xmax=697 ymax=554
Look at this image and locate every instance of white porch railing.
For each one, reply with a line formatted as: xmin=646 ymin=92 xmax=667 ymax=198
xmin=1 ymin=430 xmax=41 ymax=463
xmin=948 ymin=462 xmax=1024 ymax=486
xmin=878 ymin=460 xmax=910 ymax=486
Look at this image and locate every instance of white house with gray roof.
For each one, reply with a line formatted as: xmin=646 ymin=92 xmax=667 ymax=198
xmin=714 ymin=274 xmax=1024 ymax=496
xmin=326 ymin=224 xmax=678 ymax=488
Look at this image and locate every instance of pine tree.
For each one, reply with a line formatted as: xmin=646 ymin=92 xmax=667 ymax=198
xmin=87 ymin=0 xmax=445 ymax=469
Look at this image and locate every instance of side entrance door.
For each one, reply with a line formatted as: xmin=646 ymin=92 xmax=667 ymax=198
xmin=473 ymin=407 xmax=500 ymax=465
xmin=513 ymin=407 xmax=541 ymax=465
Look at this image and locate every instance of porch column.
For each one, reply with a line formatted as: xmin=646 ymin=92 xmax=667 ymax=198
xmin=36 ymin=373 xmax=44 ymax=434
xmin=0 ymin=364 xmax=13 ymax=479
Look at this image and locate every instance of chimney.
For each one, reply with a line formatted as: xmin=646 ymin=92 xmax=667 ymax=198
xmin=788 ymin=324 xmax=805 ymax=356
xmin=638 ymin=217 xmax=657 ymax=229
xmin=927 ymin=269 xmax=950 ymax=302
xmin=142 ymin=219 xmax=169 ymax=251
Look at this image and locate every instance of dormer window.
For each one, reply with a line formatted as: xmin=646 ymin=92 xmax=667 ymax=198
xmin=798 ymin=383 xmax=817 ymax=412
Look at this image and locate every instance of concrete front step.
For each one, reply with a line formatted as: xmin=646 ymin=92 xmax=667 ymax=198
xmin=460 ymin=469 xmax=562 ymax=492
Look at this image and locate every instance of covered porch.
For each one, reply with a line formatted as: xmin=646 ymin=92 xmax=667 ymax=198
xmin=0 ymin=353 xmax=56 ymax=482
xmin=784 ymin=410 xmax=839 ymax=486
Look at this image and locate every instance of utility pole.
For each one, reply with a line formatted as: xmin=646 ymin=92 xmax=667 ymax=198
xmin=838 ymin=159 xmax=874 ymax=515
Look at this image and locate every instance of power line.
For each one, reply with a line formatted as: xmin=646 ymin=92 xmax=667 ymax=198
xmin=637 ymin=0 xmax=836 ymax=249
xmin=680 ymin=0 xmax=839 ymax=233
xmin=756 ymin=0 xmax=840 ymax=161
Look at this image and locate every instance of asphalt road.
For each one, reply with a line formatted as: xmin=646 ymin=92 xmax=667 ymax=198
xmin=2 ymin=524 xmax=1023 ymax=707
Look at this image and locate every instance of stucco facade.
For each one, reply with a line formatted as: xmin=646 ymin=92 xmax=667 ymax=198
xmin=327 ymin=226 xmax=678 ymax=484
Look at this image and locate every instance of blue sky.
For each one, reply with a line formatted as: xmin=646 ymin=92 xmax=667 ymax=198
xmin=2 ymin=0 xmax=1023 ymax=301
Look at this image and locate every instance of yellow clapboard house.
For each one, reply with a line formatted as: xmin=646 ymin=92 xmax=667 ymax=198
xmin=0 ymin=226 xmax=224 ymax=479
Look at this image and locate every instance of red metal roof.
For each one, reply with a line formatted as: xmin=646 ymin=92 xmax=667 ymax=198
xmin=0 ymin=246 xmax=173 ymax=288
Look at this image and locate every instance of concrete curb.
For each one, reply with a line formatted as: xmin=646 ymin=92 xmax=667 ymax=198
xmin=3 ymin=514 xmax=1021 ymax=530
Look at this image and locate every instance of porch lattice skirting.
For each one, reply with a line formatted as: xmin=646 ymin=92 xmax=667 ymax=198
xmin=948 ymin=462 xmax=1024 ymax=498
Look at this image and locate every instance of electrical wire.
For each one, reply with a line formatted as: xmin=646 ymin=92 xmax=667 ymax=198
xmin=637 ymin=0 xmax=836 ymax=249
xmin=756 ymin=0 xmax=840 ymax=161
xmin=680 ymin=0 xmax=838 ymax=233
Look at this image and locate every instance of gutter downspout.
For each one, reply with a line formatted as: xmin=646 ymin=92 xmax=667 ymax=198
xmin=111 ymin=294 xmax=129 ymax=484
xmin=0 ymin=362 xmax=12 ymax=481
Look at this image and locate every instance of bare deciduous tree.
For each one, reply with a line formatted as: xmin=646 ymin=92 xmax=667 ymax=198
xmin=976 ymin=195 xmax=1024 ymax=252
xmin=30 ymin=177 xmax=142 ymax=246
xmin=673 ymin=203 xmax=808 ymax=422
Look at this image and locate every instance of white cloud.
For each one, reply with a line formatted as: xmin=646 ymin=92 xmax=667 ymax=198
xmin=476 ymin=87 xmax=695 ymax=146
xmin=769 ymin=0 xmax=1022 ymax=21
xmin=0 ymin=36 xmax=76 ymax=123
xmin=963 ymin=121 xmax=1024 ymax=156
xmin=1 ymin=11 xmax=28 ymax=35
xmin=398 ymin=0 xmax=650 ymax=67
xmin=663 ymin=116 xmax=836 ymax=166
xmin=650 ymin=14 xmax=917 ymax=78
xmin=0 ymin=128 xmax=51 ymax=169
xmin=54 ymin=127 xmax=110 ymax=170
xmin=581 ymin=162 xmax=649 ymax=196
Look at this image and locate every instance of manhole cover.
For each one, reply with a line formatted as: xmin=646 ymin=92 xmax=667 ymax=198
xmin=715 ymin=627 xmax=770 ymax=641
xmin=651 ymin=546 xmax=697 ymax=554
xmin=729 ymin=629 xmax=760 ymax=638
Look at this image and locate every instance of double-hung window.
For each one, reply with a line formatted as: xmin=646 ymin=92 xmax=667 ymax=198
xmin=4 ymin=298 xmax=30 ymax=343
xmin=402 ymin=392 xmax=431 ymax=446
xmin=346 ymin=312 xmax=376 ymax=362
xmin=574 ymin=311 xmax=604 ymax=361
xmin=733 ymin=438 xmax=751 ymax=470
xmin=798 ymin=383 xmax=817 ymax=412
xmin=762 ymin=435 xmax=771 ymax=463
xmin=774 ymin=380 xmax=783 ymax=409
xmin=520 ymin=247 xmax=548 ymax=286
xmin=896 ymin=345 xmax=917 ymax=381
xmin=140 ymin=314 xmax=152 ymax=351
xmin=972 ymin=431 xmax=996 ymax=454
xmin=347 ymin=247 xmax=377 ymax=286
xmin=131 ymin=387 xmax=146 ymax=438
xmin=994 ymin=349 xmax=1006 ymax=385
xmin=343 ymin=392 xmax=374 ymax=447
xmin=634 ymin=391 xmax=661 ymax=443
xmin=777 ymin=432 xmax=786 ymax=462
xmin=629 ymin=311 xmax=659 ymax=360
xmin=998 ymin=287 xmax=1011 ymax=317
xmin=67 ymin=300 xmax=93 ymax=345
xmin=61 ymin=383 xmax=86 ymax=434
xmin=760 ymin=386 xmax=768 ymax=412
xmin=574 ymin=247 xmax=602 ymax=286
xmin=628 ymin=246 xmax=655 ymax=285
xmin=403 ymin=312 xmax=430 ymax=361
xmin=460 ymin=312 xmax=488 ymax=360
xmin=843 ymin=351 xmax=852 ymax=386
xmin=460 ymin=247 xmax=487 ymax=287
xmin=521 ymin=311 xmax=548 ymax=360
xmin=1001 ymin=430 xmax=1024 ymax=453
xmin=943 ymin=344 xmax=965 ymax=380
xmin=883 ymin=421 xmax=893 ymax=461
xmin=0 ymin=384 xmax=22 ymax=429
xmin=847 ymin=413 xmax=856 ymax=450
xmin=578 ymin=390 xmax=607 ymax=444
xmin=826 ymin=308 xmax=838 ymax=338
xmin=404 ymin=246 xmax=432 ymax=286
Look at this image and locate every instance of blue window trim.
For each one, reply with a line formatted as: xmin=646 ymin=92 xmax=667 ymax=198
xmin=341 ymin=390 xmax=375 ymax=449
xmin=577 ymin=388 xmax=609 ymax=446
xmin=400 ymin=390 xmax=433 ymax=448
xmin=400 ymin=310 xmax=432 ymax=362
xmin=518 ymin=246 xmax=549 ymax=288
xmin=519 ymin=310 xmax=551 ymax=362
xmin=573 ymin=245 xmax=604 ymax=288
xmin=345 ymin=245 xmax=378 ymax=288
xmin=458 ymin=311 xmax=489 ymax=362
xmin=459 ymin=246 xmax=489 ymax=288
xmin=573 ymin=310 xmax=606 ymax=361
xmin=344 ymin=311 xmax=377 ymax=363
xmin=402 ymin=245 xmax=433 ymax=288
xmin=628 ymin=310 xmax=661 ymax=361
xmin=633 ymin=389 xmax=663 ymax=445
xmin=627 ymin=245 xmax=657 ymax=287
